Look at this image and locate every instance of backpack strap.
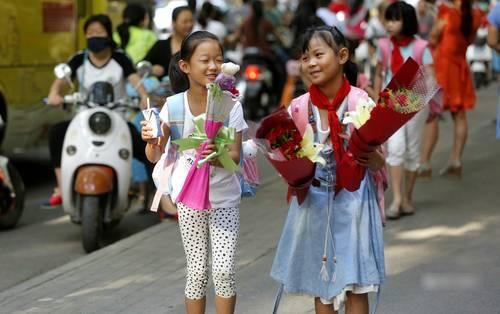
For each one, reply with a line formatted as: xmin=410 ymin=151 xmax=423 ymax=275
xmin=290 ymin=93 xmax=311 ymax=136
xmin=166 ymin=92 xmax=185 ymax=141
xmin=411 ymin=38 xmax=428 ymax=66
xmin=378 ymin=37 xmax=391 ymax=74
xmin=151 ymin=92 xmax=185 ymax=212
xmin=346 ymin=87 xmax=388 ymax=225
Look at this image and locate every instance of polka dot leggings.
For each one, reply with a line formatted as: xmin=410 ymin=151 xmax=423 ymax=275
xmin=177 ymin=202 xmax=239 ymax=300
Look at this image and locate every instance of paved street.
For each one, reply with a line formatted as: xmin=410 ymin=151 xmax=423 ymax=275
xmin=0 ymin=161 xmax=160 ymax=292
xmin=0 ymin=84 xmax=499 ymax=314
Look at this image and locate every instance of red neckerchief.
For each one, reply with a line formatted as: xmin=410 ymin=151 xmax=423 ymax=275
xmin=390 ymin=36 xmax=414 ymax=74
xmin=309 ymin=77 xmax=351 ymax=190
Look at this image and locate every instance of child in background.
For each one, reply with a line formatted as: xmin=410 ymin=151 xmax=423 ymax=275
xmin=141 ymin=31 xmax=247 ymax=314
xmin=373 ymin=1 xmax=433 ymax=219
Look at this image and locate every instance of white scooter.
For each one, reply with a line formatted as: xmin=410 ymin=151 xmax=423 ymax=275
xmin=53 ymin=64 xmax=134 ymax=253
xmin=466 ymin=27 xmax=492 ymax=89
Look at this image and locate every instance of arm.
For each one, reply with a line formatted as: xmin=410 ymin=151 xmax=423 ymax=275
xmin=127 ymin=73 xmax=149 ymax=109
xmin=373 ymin=62 xmax=383 ymax=102
xmin=142 ymin=120 xmax=170 ymax=163
xmin=47 ymin=78 xmax=68 ymax=106
xmin=428 ymin=19 xmax=445 ymax=48
xmin=487 ymin=25 xmax=500 ymax=52
xmin=144 ymin=41 xmax=167 ymax=78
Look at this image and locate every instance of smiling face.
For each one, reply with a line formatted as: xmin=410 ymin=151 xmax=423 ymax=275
xmin=180 ymin=39 xmax=223 ymax=88
xmin=301 ymin=36 xmax=348 ymax=88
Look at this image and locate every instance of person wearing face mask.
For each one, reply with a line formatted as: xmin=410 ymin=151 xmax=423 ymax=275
xmin=44 ymin=14 xmax=149 ymax=208
xmin=144 ymin=6 xmax=195 ymax=79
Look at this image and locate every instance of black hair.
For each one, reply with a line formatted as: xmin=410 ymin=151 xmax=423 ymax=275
xmin=180 ymin=30 xmax=222 ymax=62
xmin=187 ymin=0 xmax=197 ymax=13
xmin=460 ymin=0 xmax=473 ymax=39
xmin=290 ymin=0 xmax=324 ymax=58
xmin=318 ymin=0 xmax=330 ymax=8
xmin=301 ymin=26 xmax=358 ymax=86
xmin=84 ymin=14 xmax=117 ymax=48
xmin=174 ymin=31 xmax=223 ymax=89
xmin=172 ymin=6 xmax=192 ymax=22
xmin=385 ymin=1 xmax=419 ymax=37
xmin=117 ymin=3 xmax=148 ymax=49
xmin=168 ymin=52 xmax=190 ymax=93
xmin=250 ymin=0 xmax=264 ymax=35
xmin=198 ymin=2 xmax=214 ymax=29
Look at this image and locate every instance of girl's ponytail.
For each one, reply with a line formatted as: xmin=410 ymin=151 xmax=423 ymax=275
xmin=343 ymin=59 xmax=358 ymax=86
xmin=117 ymin=23 xmax=130 ymax=49
xmin=460 ymin=0 xmax=473 ymax=39
xmin=118 ymin=3 xmax=148 ymax=49
xmin=168 ymin=52 xmax=189 ymax=93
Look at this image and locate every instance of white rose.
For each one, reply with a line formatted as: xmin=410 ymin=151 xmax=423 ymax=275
xmin=221 ymin=62 xmax=240 ymax=76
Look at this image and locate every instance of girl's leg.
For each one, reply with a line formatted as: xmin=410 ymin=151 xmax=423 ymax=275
xmin=185 ymin=298 xmax=206 ymax=314
xmin=314 ymin=298 xmax=337 ymax=314
xmin=419 ymin=118 xmax=439 ymax=177
xmin=403 ymin=169 xmax=417 ymax=214
xmin=388 ymin=165 xmax=403 ymax=218
xmin=177 ymin=203 xmax=210 ymax=314
xmin=450 ymin=109 xmax=468 ymax=164
xmin=345 ymin=292 xmax=369 ymax=314
xmin=386 ymin=127 xmax=406 ymax=219
xmin=403 ymin=108 xmax=427 ymax=213
xmin=209 ymin=207 xmax=239 ymax=314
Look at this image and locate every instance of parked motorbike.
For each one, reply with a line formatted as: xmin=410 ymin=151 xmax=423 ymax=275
xmin=0 ymin=99 xmax=24 ymax=229
xmin=51 ymin=64 xmax=136 ymax=252
xmin=238 ymin=47 xmax=285 ymax=121
xmin=466 ymin=27 xmax=492 ymax=89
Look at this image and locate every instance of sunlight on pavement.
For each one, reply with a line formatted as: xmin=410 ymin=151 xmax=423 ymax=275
xmin=64 ymin=275 xmax=156 ymax=298
xmin=420 ymin=273 xmax=482 ymax=291
xmin=43 ymin=216 xmax=70 ymax=226
xmin=395 ymin=222 xmax=485 ymax=241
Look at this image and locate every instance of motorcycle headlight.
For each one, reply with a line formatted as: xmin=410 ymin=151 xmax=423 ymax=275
xmin=88 ymin=112 xmax=111 ymax=135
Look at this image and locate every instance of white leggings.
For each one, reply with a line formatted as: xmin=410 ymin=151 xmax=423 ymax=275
xmin=386 ymin=107 xmax=428 ymax=171
xmin=177 ymin=202 xmax=239 ymax=300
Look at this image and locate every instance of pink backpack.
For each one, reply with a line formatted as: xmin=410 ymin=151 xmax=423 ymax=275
xmin=378 ymin=37 xmax=428 ymax=76
xmin=290 ymin=88 xmax=388 ymax=225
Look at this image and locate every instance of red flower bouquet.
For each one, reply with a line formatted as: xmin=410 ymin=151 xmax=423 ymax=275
xmin=338 ymin=57 xmax=439 ymax=192
xmin=255 ymin=109 xmax=325 ymax=205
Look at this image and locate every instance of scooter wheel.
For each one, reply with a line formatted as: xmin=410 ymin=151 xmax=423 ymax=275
xmin=81 ymin=196 xmax=104 ymax=253
xmin=0 ymin=162 xmax=25 ymax=230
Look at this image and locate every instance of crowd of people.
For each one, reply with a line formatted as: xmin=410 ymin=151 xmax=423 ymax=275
xmin=44 ymin=0 xmax=497 ymax=313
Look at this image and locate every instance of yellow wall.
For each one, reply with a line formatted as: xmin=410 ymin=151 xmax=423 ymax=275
xmin=0 ymin=0 xmax=109 ymax=155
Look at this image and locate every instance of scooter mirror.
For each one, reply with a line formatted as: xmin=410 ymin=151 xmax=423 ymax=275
xmin=136 ymin=61 xmax=153 ymax=77
xmin=54 ymin=63 xmax=72 ymax=80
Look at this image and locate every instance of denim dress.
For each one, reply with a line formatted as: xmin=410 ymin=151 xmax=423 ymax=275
xmin=270 ymin=144 xmax=385 ymax=310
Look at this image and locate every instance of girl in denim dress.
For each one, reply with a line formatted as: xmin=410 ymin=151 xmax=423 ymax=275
xmin=271 ymin=26 xmax=386 ymax=314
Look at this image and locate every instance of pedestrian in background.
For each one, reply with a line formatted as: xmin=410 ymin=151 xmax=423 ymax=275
xmin=141 ymin=31 xmax=247 ymax=314
xmin=45 ymin=14 xmax=149 ymax=208
xmin=197 ymin=2 xmax=227 ymax=42
xmin=114 ymin=3 xmax=158 ymax=213
xmin=373 ymin=1 xmax=434 ymax=219
xmin=429 ymin=0 xmax=482 ymax=178
xmin=271 ymin=25 xmax=385 ymax=314
xmin=114 ymin=3 xmax=157 ymax=63
xmin=416 ymin=0 xmax=436 ymax=40
xmin=487 ymin=2 xmax=500 ymax=140
xmin=144 ymin=6 xmax=194 ymax=79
